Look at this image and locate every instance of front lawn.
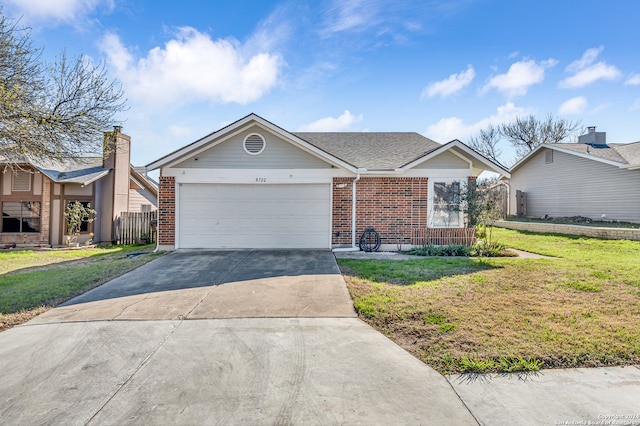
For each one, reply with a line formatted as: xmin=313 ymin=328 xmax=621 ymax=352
xmin=0 ymin=245 xmax=163 ymax=332
xmin=339 ymin=228 xmax=640 ymax=374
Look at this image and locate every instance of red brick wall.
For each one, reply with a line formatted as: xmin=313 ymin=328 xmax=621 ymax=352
xmin=158 ymin=176 xmax=175 ymax=245
xmin=332 ymin=178 xmax=353 ymax=246
xmin=332 ymin=177 xmax=429 ymax=247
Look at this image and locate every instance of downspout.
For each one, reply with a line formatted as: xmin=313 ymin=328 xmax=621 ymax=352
xmin=351 ymin=170 xmax=362 ymax=248
xmin=333 ymin=168 xmax=366 ymax=252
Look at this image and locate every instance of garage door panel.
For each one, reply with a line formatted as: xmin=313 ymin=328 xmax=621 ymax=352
xmin=178 ymin=184 xmax=331 ymax=249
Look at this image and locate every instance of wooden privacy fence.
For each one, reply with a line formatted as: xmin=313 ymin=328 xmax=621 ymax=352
xmin=116 ymin=211 xmax=157 ymax=244
xmin=412 ymin=227 xmax=476 ymax=246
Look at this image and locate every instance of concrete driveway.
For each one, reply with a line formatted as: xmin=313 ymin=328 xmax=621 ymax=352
xmin=0 ymin=250 xmax=477 ymax=425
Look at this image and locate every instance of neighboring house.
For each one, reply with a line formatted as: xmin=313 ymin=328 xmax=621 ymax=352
xmin=147 ymin=113 xmax=509 ymax=250
xmin=0 ymin=128 xmax=158 ymax=247
xmin=508 ymin=126 xmax=640 ymax=222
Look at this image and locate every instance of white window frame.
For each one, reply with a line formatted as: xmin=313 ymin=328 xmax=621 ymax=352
xmin=428 ymin=178 xmax=465 ymax=228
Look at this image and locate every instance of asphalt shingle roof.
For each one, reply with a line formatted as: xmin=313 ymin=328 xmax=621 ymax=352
xmin=549 ymin=141 xmax=640 ymax=166
xmin=293 ymin=132 xmax=441 ymax=170
xmin=31 ymin=157 xmax=109 ymax=184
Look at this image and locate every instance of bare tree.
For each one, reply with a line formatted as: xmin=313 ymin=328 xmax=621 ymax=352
xmin=0 ymin=11 xmax=126 ymax=165
xmin=467 ymin=124 xmax=502 ymax=164
xmin=500 ymin=114 xmax=580 ymax=159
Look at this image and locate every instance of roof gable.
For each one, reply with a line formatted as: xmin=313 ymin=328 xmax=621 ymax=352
xmin=146 ymin=113 xmax=356 ymax=172
xmin=174 ymin=125 xmax=333 ymax=170
xmin=511 ymin=141 xmax=640 ymax=172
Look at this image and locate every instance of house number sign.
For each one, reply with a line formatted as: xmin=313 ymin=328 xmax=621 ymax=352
xmin=255 ymin=178 xmax=267 ymax=183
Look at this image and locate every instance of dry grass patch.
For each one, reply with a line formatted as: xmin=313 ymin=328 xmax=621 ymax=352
xmin=339 ymin=229 xmax=640 ymax=374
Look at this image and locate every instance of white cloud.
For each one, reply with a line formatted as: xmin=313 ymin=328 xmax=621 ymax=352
xmin=298 ymin=110 xmax=363 ymax=131
xmin=559 ymin=96 xmax=588 ymax=115
xmin=99 ymin=28 xmax=284 ymax=107
xmin=4 ymin=0 xmax=113 ymax=24
xmin=421 ymin=65 xmax=475 ymax=98
xmin=321 ymin=0 xmax=382 ymax=35
xmin=630 ymin=98 xmax=640 ymax=112
xmin=625 ymin=73 xmax=640 ymax=86
xmin=426 ymin=102 xmax=531 ymax=142
xmin=482 ymin=59 xmax=557 ymax=98
xmin=559 ymin=47 xmax=621 ymax=88
xmin=565 ymin=46 xmax=603 ymax=73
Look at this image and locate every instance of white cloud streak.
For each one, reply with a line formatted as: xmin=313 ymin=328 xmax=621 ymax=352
xmin=422 ymin=65 xmax=475 ymax=98
xmin=625 ymin=73 xmax=640 ymax=86
xmin=99 ymin=28 xmax=284 ymax=107
xmin=4 ymin=0 xmax=113 ymax=24
xmin=298 ymin=110 xmax=363 ymax=131
xmin=559 ymin=47 xmax=621 ymax=88
xmin=482 ymin=59 xmax=557 ymax=98
xmin=559 ymin=96 xmax=588 ymax=115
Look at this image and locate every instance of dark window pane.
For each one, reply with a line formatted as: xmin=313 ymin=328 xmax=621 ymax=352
xmin=1 ymin=201 xmax=41 ymax=233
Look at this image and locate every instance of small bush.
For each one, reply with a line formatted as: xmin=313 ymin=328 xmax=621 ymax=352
xmin=410 ymin=244 xmax=472 ymax=257
xmin=471 ymin=240 xmax=507 ymax=257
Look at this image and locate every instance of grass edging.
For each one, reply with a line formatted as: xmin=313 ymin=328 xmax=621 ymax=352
xmin=0 ymin=245 xmax=164 ymax=332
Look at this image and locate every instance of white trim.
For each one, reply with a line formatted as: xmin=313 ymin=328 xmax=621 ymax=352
xmin=163 ymin=168 xmax=352 ymax=184
xmin=147 ymin=113 xmax=357 ymax=173
xmin=243 ymin=133 xmax=266 ymax=155
xmin=510 ymin=143 xmax=628 ymax=172
xmin=400 ymin=140 xmax=511 ymax=178
xmin=175 ymin=180 xmax=181 ymax=249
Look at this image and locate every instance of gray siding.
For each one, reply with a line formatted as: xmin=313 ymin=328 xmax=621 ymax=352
xmin=510 ymin=148 xmax=640 ymax=222
xmin=414 ymin=151 xmax=469 ymax=169
xmin=175 ymin=126 xmax=332 ymax=169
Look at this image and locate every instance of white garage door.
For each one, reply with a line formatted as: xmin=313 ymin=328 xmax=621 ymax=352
xmin=178 ymin=183 xmax=331 ymax=249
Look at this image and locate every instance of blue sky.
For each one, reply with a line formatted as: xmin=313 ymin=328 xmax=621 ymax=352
xmin=4 ymin=0 xmax=640 ymax=168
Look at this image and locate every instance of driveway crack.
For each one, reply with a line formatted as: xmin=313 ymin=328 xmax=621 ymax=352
xmin=83 ymin=320 xmax=183 ymax=425
xmin=184 ymin=250 xmax=254 ymax=319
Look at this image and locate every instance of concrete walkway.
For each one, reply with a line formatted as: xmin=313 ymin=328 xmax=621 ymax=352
xmin=0 ymin=250 xmax=477 ymax=425
xmin=2 ymin=250 xmax=638 ymax=425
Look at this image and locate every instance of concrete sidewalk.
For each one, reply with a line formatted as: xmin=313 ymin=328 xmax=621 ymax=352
xmin=0 ymin=318 xmax=477 ymax=425
xmin=0 ymin=250 xmax=477 ymax=425
xmin=449 ymin=366 xmax=640 ymax=425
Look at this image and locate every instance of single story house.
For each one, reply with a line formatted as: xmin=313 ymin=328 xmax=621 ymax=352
xmin=147 ymin=113 xmax=509 ymax=250
xmin=508 ymin=126 xmax=640 ymax=222
xmin=1 ymin=127 xmax=158 ymax=247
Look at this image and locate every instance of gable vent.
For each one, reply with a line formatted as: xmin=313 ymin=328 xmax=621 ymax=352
xmin=12 ymin=171 xmax=31 ymax=191
xmin=243 ymin=133 xmax=266 ymax=155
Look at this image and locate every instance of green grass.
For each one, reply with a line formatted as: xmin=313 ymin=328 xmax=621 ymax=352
xmin=339 ymin=228 xmax=640 ymax=374
xmin=0 ymin=245 xmax=163 ymax=331
xmin=505 ymin=216 xmax=640 ymax=229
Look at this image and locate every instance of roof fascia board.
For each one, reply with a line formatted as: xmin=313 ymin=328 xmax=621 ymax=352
xmin=511 ymin=144 xmax=628 ymax=172
xmin=148 ymin=113 xmax=356 ymax=173
xmin=400 ymin=140 xmax=511 ymax=178
xmin=130 ymin=167 xmax=158 ymax=194
xmin=146 ymin=114 xmax=258 ymax=170
xmin=79 ymin=169 xmax=111 ymax=186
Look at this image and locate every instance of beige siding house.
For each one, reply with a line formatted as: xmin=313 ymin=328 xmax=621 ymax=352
xmin=508 ymin=127 xmax=640 ymax=222
xmin=1 ymin=128 xmax=157 ymax=247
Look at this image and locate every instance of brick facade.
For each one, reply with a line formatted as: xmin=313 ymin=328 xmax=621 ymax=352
xmin=158 ymin=176 xmax=176 ymax=245
xmin=332 ymin=177 xmax=429 ymax=248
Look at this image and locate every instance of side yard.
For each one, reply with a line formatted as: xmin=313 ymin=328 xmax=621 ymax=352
xmin=339 ymin=228 xmax=640 ymax=374
xmin=0 ymin=246 xmax=163 ymax=332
